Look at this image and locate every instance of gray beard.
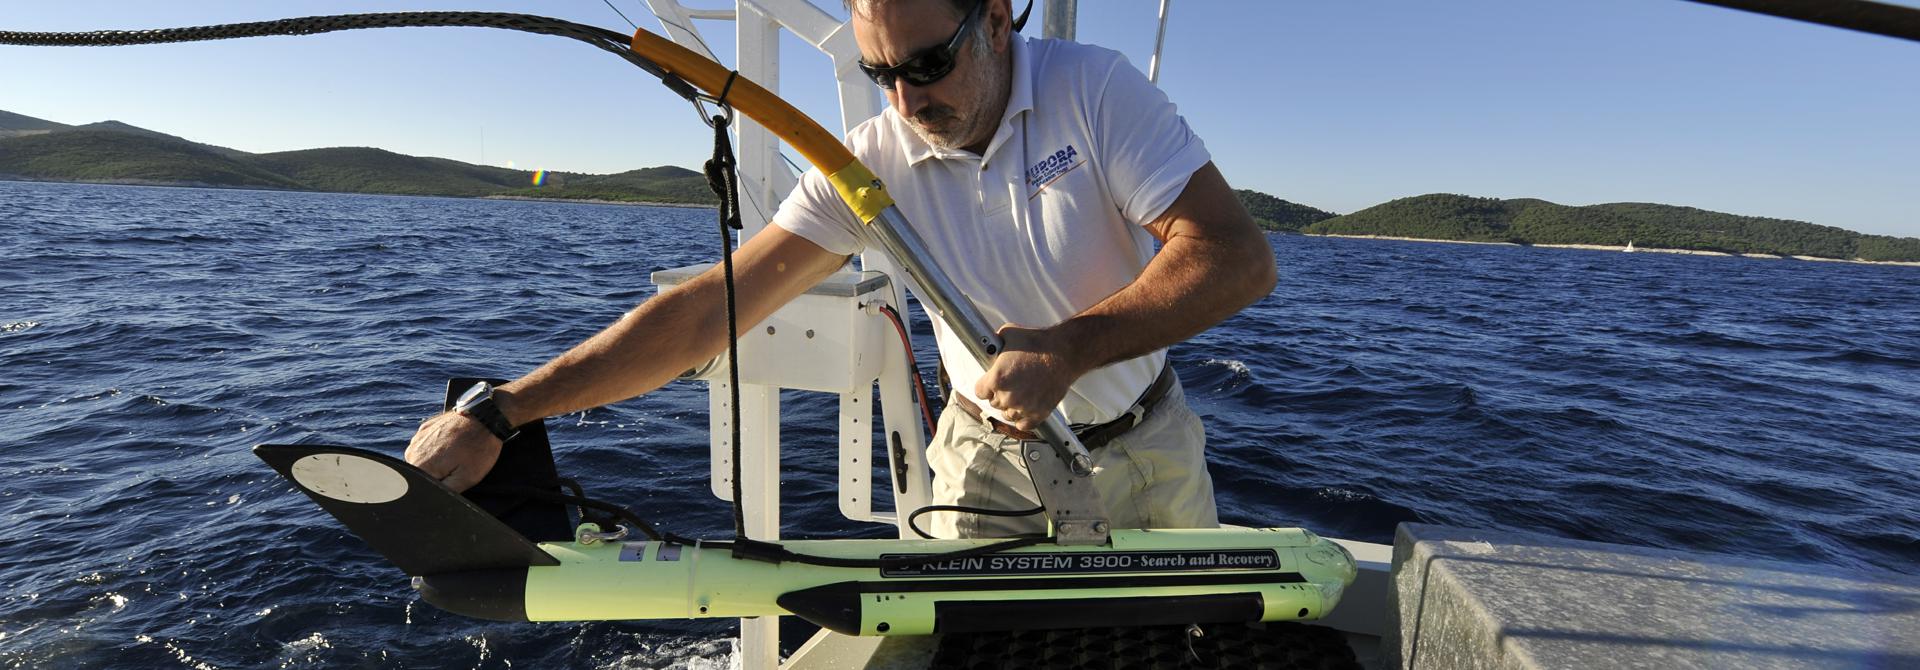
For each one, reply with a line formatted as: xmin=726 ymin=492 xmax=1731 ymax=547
xmin=906 ymin=36 xmax=1005 ymax=151
xmin=908 ymin=106 xmax=964 ymax=148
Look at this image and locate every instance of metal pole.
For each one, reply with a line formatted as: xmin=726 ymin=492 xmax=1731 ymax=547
xmin=1044 ymin=0 xmax=1077 ymax=41
xmin=866 ymin=206 xmax=1109 ymax=545
xmin=1148 ymin=0 xmax=1171 ymax=84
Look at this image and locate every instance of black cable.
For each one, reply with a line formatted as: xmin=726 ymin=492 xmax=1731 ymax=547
xmin=553 ymin=477 xmax=621 ymax=532
xmin=775 ymin=534 xmax=1049 ymax=569
xmin=471 ymin=482 xmax=673 ymax=543
xmin=876 ymin=304 xmax=940 ymax=438
xmin=1681 ymin=0 xmax=1920 ymax=43
xmin=908 ymin=504 xmax=1048 ymax=540
xmin=0 ymin=12 xmax=702 ymax=101
xmin=475 ymin=482 xmax=1050 ymax=568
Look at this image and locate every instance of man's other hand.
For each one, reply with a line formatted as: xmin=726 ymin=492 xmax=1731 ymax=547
xmin=405 ymin=412 xmax=504 ymax=493
xmin=975 ymin=324 xmax=1083 ymax=431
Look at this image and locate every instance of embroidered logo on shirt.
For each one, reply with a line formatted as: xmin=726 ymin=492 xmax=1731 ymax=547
xmin=1025 ymin=145 xmax=1084 ymax=196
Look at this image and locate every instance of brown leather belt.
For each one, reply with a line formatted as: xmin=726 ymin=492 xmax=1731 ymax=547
xmin=946 ymin=363 xmax=1176 ymax=449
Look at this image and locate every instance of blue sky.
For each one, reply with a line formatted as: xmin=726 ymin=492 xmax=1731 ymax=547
xmin=4 ymin=1 xmax=1916 ymax=237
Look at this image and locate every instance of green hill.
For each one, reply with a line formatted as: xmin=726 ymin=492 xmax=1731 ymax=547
xmin=0 ymin=129 xmax=302 ymax=189
xmin=59 ymin=120 xmax=250 ymax=157
xmin=494 ymin=166 xmax=714 ymax=205
xmin=1235 ymin=189 xmax=1337 ymax=232
xmin=246 ymin=147 xmax=528 ymax=197
xmin=1305 ymin=194 xmax=1920 ymax=263
xmin=0 ymin=110 xmax=68 ymax=138
xmin=1306 ymin=194 xmax=1542 ymax=242
xmin=0 ymin=112 xmax=715 ymax=205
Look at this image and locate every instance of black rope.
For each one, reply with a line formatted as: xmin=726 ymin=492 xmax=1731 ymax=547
xmin=702 ymin=109 xmax=748 ymax=541
xmin=716 ymin=70 xmax=740 ymax=107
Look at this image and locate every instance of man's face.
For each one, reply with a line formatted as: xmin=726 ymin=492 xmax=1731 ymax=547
xmin=853 ymin=0 xmax=1006 ymax=151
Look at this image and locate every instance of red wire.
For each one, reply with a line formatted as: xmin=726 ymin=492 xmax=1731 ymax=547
xmin=877 ymin=304 xmax=940 ymax=440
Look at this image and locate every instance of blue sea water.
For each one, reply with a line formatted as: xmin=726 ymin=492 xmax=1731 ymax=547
xmin=2 ymin=180 xmax=1916 ymax=667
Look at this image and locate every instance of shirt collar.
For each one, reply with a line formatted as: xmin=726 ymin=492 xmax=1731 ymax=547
xmin=899 ymin=34 xmax=1034 ymax=167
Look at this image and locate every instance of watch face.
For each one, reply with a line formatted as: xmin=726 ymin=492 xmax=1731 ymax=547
xmin=456 ymin=382 xmax=492 ymax=411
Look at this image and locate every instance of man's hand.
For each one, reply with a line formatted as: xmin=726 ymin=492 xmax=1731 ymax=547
xmin=974 ymin=324 xmax=1085 ymax=431
xmin=405 ymin=412 xmax=504 ymax=493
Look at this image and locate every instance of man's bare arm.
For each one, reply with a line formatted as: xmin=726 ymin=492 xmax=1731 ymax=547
xmin=407 ymin=226 xmax=849 ymax=490
xmin=977 ymin=161 xmax=1276 ymax=429
xmin=498 ymin=227 xmax=849 ymax=423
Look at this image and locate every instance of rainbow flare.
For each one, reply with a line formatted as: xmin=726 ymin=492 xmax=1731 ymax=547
xmin=532 ymin=170 xmax=546 ymax=186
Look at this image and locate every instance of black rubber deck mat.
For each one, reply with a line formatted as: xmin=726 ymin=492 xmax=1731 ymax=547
xmin=929 ymin=621 xmax=1362 ymax=670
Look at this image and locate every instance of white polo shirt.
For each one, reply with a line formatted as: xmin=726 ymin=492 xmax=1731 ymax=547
xmin=772 ymin=35 xmax=1212 ymax=425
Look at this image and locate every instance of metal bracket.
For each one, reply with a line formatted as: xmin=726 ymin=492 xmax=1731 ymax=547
xmin=1022 ymin=441 xmax=1110 ymax=545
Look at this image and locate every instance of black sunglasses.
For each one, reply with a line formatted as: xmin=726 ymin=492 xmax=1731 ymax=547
xmin=856 ymin=1 xmax=986 ymax=90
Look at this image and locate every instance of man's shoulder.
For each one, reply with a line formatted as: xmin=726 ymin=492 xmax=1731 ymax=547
xmin=844 ymin=111 xmax=890 ymax=147
xmin=842 ymin=110 xmax=908 ymax=163
xmin=1025 ymin=37 xmax=1133 ymax=83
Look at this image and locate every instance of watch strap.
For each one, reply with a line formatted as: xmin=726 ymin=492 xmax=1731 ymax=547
xmin=456 ymin=383 xmax=518 ymax=442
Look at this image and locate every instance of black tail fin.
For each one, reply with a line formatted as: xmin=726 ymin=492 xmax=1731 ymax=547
xmin=255 ymin=443 xmax=561 ymax=575
xmin=254 ymin=377 xmax=581 ymax=575
xmin=439 ymin=378 xmax=574 ymax=545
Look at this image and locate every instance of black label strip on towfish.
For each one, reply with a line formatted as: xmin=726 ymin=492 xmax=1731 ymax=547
xmin=877 ymin=549 xmax=1280 ymax=578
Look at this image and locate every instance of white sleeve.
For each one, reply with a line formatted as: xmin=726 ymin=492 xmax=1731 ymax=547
xmin=770 ymin=165 xmax=867 ymax=256
xmin=1091 ymin=53 xmax=1213 ymax=227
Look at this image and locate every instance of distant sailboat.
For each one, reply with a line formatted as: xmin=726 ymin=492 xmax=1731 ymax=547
xmin=1624 ymin=240 xmax=1637 ymax=253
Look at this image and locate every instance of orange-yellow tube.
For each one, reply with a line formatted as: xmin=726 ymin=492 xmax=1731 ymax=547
xmin=630 ymin=29 xmax=893 ymax=223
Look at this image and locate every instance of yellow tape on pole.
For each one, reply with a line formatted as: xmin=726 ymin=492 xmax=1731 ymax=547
xmin=629 ymin=29 xmax=895 ymax=223
xmin=825 ymin=161 xmax=892 ymax=224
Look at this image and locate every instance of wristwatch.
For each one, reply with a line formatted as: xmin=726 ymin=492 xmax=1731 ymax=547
xmin=453 ymin=381 xmax=518 ymax=442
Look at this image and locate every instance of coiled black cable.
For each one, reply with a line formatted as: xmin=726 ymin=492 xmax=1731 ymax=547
xmin=908 ymin=504 xmax=1048 ymax=540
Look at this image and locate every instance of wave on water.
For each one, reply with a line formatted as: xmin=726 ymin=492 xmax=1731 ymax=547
xmin=596 ymin=637 xmax=740 ymax=670
xmin=1188 ymin=357 xmax=1254 ymax=392
xmin=1799 ymin=348 xmax=1920 ymax=370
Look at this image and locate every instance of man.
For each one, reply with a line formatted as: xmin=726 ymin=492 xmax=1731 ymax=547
xmin=406 ymin=0 xmax=1275 ymax=538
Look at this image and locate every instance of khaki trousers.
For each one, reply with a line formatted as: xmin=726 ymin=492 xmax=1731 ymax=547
xmin=924 ymin=376 xmax=1219 ymax=538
